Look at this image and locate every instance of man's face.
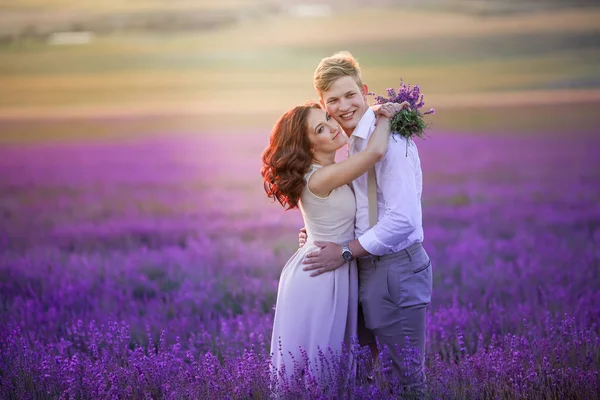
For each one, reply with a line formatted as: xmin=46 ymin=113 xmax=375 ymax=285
xmin=320 ymin=76 xmax=369 ymax=135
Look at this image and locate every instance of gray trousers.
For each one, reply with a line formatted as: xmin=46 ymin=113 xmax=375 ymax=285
xmin=357 ymin=242 xmax=433 ymax=395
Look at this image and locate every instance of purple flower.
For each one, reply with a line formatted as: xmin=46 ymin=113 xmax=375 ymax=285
xmin=370 ymin=79 xmax=435 ymax=141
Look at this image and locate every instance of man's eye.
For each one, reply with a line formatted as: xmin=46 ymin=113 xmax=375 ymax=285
xmin=347 ymin=93 xmax=355 ymax=98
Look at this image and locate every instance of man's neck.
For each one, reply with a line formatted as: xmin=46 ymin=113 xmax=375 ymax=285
xmin=349 ymin=109 xmax=375 ymax=138
xmin=344 ymin=109 xmax=369 ymax=137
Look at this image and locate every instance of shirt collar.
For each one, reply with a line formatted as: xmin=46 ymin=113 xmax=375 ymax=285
xmin=350 ymin=107 xmax=376 ymax=140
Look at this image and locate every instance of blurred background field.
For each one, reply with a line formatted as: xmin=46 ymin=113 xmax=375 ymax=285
xmin=1 ymin=2 xmax=599 ymax=398
xmin=1 ymin=0 xmax=600 ymax=141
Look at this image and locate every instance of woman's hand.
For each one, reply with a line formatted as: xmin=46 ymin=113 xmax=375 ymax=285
xmin=373 ymin=101 xmax=411 ymax=122
xmin=298 ymin=227 xmax=307 ymax=248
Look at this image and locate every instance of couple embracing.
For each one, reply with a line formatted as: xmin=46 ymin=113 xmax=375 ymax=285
xmin=261 ymin=51 xmax=433 ymax=396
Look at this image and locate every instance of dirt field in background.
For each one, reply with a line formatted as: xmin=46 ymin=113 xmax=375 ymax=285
xmin=1 ymin=6 xmax=598 ymax=136
xmin=0 ymin=88 xmax=598 ymax=120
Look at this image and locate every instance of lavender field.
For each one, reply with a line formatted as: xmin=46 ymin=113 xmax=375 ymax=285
xmin=0 ymin=128 xmax=599 ymax=399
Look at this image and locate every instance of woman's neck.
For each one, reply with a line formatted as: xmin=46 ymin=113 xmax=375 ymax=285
xmin=312 ymin=152 xmax=335 ymax=166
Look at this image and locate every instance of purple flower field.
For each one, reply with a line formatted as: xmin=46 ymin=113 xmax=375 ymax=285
xmin=1 ymin=130 xmax=599 ymax=399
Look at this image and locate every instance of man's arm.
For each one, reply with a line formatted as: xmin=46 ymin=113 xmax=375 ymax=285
xmin=358 ymin=137 xmax=420 ymax=255
xmin=301 ymin=107 xmax=417 ymax=277
xmin=302 ymin=238 xmax=368 ymax=277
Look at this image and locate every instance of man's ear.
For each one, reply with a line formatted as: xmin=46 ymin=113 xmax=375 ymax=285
xmin=361 ymin=84 xmax=369 ymax=96
xmin=319 ymin=97 xmax=325 ymax=109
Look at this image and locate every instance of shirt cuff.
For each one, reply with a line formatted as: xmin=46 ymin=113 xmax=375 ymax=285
xmin=358 ymin=229 xmax=390 ymax=256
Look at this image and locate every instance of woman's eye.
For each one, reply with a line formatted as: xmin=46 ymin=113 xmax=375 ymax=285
xmin=318 ymin=127 xmax=323 ymax=133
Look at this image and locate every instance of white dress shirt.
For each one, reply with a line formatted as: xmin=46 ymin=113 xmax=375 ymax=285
xmin=349 ymin=108 xmax=424 ymax=256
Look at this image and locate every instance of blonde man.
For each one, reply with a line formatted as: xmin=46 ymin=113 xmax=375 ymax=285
xmin=301 ymin=51 xmax=433 ymax=396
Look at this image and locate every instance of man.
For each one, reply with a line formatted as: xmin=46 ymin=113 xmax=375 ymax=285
xmin=300 ymin=51 xmax=433 ymax=395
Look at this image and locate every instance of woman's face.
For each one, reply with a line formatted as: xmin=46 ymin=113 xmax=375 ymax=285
xmin=306 ymin=108 xmax=347 ymax=156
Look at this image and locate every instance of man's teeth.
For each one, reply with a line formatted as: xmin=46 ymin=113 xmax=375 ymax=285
xmin=341 ymin=112 xmax=353 ymax=118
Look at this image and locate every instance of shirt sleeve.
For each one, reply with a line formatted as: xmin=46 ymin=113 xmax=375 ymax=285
xmin=357 ymin=136 xmax=420 ymax=256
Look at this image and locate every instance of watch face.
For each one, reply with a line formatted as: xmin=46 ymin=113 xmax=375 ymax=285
xmin=342 ymin=250 xmax=352 ymax=261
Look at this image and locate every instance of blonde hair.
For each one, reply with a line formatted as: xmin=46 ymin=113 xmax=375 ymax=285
xmin=313 ymin=51 xmax=364 ymax=96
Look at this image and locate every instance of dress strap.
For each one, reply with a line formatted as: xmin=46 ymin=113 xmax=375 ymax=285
xmin=304 ymin=164 xmax=330 ymax=199
xmin=305 ymin=164 xmax=321 ymax=183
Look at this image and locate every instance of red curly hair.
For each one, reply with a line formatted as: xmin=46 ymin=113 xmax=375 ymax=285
xmin=261 ymin=102 xmax=322 ymax=210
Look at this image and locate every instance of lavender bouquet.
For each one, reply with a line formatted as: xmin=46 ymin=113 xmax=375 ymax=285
xmin=370 ymin=80 xmax=435 ymax=141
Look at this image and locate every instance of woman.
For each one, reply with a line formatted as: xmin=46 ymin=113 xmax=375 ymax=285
xmin=261 ymin=101 xmax=401 ymax=385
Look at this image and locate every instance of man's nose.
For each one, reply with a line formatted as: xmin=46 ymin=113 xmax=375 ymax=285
xmin=339 ymin=99 xmax=351 ymax=112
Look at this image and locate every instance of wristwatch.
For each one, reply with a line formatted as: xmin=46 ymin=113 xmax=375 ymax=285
xmin=341 ymin=244 xmax=353 ymax=262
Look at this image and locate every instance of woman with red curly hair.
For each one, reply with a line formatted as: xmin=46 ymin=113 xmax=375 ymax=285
xmin=261 ymin=100 xmax=402 ymax=384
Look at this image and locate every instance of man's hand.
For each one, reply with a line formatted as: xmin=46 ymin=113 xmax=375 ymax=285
xmin=302 ymin=241 xmax=345 ymax=277
xmin=298 ymin=227 xmax=307 ymax=248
